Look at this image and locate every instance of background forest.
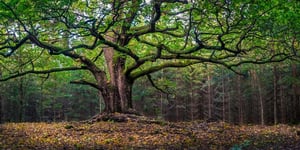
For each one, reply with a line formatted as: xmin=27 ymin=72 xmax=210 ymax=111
xmin=1 ymin=61 xmax=300 ymax=125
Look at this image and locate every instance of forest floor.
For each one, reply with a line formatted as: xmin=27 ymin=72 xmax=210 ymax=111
xmin=0 ymin=114 xmax=300 ymax=150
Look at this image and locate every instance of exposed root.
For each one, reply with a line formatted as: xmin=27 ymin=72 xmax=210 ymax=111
xmin=84 ymin=109 xmax=164 ymax=124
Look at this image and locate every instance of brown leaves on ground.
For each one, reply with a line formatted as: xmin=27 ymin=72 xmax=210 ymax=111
xmin=0 ymin=117 xmax=299 ymax=149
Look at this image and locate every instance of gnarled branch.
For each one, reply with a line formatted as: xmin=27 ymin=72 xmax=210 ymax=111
xmin=70 ymin=79 xmax=101 ymax=90
xmin=0 ymin=66 xmax=88 ymax=82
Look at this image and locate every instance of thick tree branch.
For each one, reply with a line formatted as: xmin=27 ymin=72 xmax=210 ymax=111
xmin=100 ymin=38 xmax=139 ymax=61
xmin=0 ymin=66 xmax=88 ymax=82
xmin=28 ymin=34 xmax=100 ymax=55
xmin=0 ymin=35 xmax=31 ymax=57
xmin=25 ymin=33 xmax=106 ymax=74
xmin=130 ymin=60 xmax=201 ymax=80
xmin=127 ymin=50 xmax=293 ymax=80
xmin=161 ymin=0 xmax=188 ymax=4
xmin=230 ymin=53 xmax=292 ymax=67
xmin=70 ymin=80 xmax=101 ymax=90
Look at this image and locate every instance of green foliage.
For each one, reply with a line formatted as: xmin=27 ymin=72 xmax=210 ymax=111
xmin=231 ymin=140 xmax=251 ymax=150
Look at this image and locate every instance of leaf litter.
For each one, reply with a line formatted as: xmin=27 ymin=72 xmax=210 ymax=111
xmin=0 ymin=116 xmax=299 ymax=149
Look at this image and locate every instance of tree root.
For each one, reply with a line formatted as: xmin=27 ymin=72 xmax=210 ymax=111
xmin=84 ymin=110 xmax=164 ymax=124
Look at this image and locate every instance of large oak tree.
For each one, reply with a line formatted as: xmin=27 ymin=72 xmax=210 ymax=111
xmin=0 ymin=0 xmax=299 ymax=113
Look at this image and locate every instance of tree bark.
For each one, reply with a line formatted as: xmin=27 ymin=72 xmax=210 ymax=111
xmin=98 ymin=91 xmax=103 ymax=113
xmin=221 ymin=70 xmax=226 ymax=122
xmin=258 ymin=77 xmax=264 ymax=126
xmin=273 ymin=66 xmax=278 ymax=125
xmin=237 ymin=73 xmax=243 ymax=124
xmin=190 ymin=77 xmax=194 ymax=121
xmin=93 ymin=66 xmax=133 ymax=113
xmin=91 ymin=34 xmax=133 ymax=113
xmin=18 ymin=78 xmax=25 ymax=122
xmin=291 ymin=64 xmax=300 ymax=123
xmin=0 ymin=71 xmax=1 ymax=123
xmin=251 ymin=70 xmax=264 ymax=125
xmin=0 ymin=94 xmax=2 ymax=123
xmin=279 ymin=72 xmax=286 ymax=123
xmin=227 ymin=76 xmax=232 ymax=123
xmin=207 ymin=70 xmax=212 ymax=119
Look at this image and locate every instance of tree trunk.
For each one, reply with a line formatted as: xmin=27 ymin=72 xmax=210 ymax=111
xmin=227 ymin=76 xmax=232 ymax=123
xmin=221 ymin=70 xmax=226 ymax=122
xmin=279 ymin=73 xmax=286 ymax=123
xmin=90 ymin=45 xmax=132 ymax=113
xmin=190 ymin=78 xmax=194 ymax=121
xmin=160 ymin=69 xmax=164 ymax=118
xmin=98 ymin=91 xmax=103 ymax=113
xmin=207 ymin=71 xmax=212 ymax=119
xmin=70 ymin=33 xmax=132 ymax=114
xmin=19 ymin=78 xmax=25 ymax=122
xmin=251 ymin=70 xmax=264 ymax=125
xmin=94 ymin=67 xmax=133 ymax=113
xmin=0 ymin=71 xmax=2 ymax=123
xmin=273 ymin=66 xmax=278 ymax=125
xmin=175 ymin=73 xmax=179 ymax=122
xmin=237 ymin=73 xmax=243 ymax=124
xmin=258 ymin=81 xmax=264 ymax=125
xmin=0 ymin=94 xmax=2 ymax=123
xmin=291 ymin=64 xmax=299 ymax=123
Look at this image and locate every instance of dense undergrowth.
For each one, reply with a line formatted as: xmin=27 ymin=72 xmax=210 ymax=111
xmin=0 ymin=114 xmax=299 ymax=150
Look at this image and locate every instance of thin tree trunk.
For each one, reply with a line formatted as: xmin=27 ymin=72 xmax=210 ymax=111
xmin=160 ymin=69 xmax=164 ymax=118
xmin=160 ymin=92 xmax=163 ymax=118
xmin=0 ymin=94 xmax=2 ymax=123
xmin=175 ymin=73 xmax=179 ymax=122
xmin=273 ymin=66 xmax=278 ymax=125
xmin=237 ymin=73 xmax=243 ymax=124
xmin=208 ymin=72 xmax=212 ymax=119
xmin=98 ymin=91 xmax=103 ymax=113
xmin=207 ymin=66 xmax=213 ymax=119
xmin=176 ymin=95 xmax=179 ymax=122
xmin=251 ymin=70 xmax=264 ymax=125
xmin=190 ymin=80 xmax=194 ymax=121
xmin=291 ymin=64 xmax=298 ymax=122
xmin=227 ymin=76 xmax=232 ymax=123
xmin=222 ymin=70 xmax=226 ymax=122
xmin=252 ymin=70 xmax=264 ymax=125
xmin=0 ymin=72 xmax=2 ymax=123
xmin=19 ymin=78 xmax=24 ymax=122
xmin=279 ymin=73 xmax=286 ymax=123
xmin=258 ymin=83 xmax=264 ymax=125
xmin=250 ymin=70 xmax=257 ymax=123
